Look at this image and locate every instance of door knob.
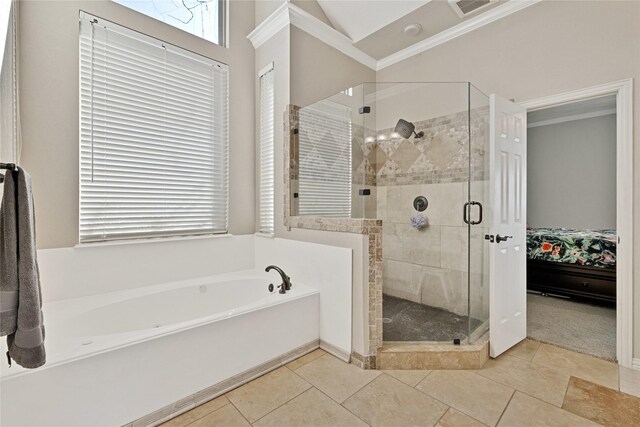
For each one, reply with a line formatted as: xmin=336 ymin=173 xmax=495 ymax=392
xmin=496 ymin=234 xmax=513 ymax=243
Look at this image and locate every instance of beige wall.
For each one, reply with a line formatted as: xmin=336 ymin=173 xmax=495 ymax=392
xmin=255 ymin=0 xmax=284 ymax=26
xmin=377 ymin=0 xmax=640 ymax=359
xmin=19 ymin=0 xmax=256 ymax=249
xmin=290 ymin=27 xmax=375 ymax=108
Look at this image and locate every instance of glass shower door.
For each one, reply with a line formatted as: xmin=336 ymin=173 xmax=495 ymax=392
xmin=468 ymin=84 xmax=491 ymax=343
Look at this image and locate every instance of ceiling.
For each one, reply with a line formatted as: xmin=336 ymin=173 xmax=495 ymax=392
xmin=354 ymin=0 xmax=507 ymax=60
xmin=315 ymin=0 xmax=430 ymax=43
xmin=528 ymin=95 xmax=617 ymax=127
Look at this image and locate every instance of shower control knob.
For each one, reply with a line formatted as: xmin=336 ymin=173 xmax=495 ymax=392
xmin=496 ymin=234 xmax=513 ymax=243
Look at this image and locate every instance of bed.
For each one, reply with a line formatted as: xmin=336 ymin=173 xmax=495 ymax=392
xmin=527 ymin=228 xmax=616 ymax=304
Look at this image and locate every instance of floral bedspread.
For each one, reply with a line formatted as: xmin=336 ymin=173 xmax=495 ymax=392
xmin=527 ymin=228 xmax=616 ymax=268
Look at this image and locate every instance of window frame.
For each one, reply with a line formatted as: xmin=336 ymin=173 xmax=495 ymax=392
xmin=111 ymin=0 xmax=227 ymax=47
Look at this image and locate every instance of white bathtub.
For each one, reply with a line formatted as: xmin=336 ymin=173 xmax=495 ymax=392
xmin=0 ymin=271 xmax=320 ymax=426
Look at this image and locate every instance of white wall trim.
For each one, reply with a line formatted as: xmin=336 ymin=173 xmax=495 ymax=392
xmin=375 ymin=0 xmax=542 ymax=70
xmin=247 ymin=2 xmax=289 ymax=49
xmin=287 ymin=3 xmax=377 ymax=70
xmin=520 ymin=79 xmax=635 ymax=368
xmin=633 ymin=358 xmax=640 ymax=370
xmin=527 ymin=108 xmax=616 ymax=129
xmin=247 ymin=0 xmax=541 ymax=71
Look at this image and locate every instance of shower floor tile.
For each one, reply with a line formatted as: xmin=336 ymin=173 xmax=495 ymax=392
xmin=383 ymin=295 xmax=481 ymax=342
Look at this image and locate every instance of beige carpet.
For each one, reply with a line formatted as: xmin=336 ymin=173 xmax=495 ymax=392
xmin=527 ymin=293 xmax=616 ymax=361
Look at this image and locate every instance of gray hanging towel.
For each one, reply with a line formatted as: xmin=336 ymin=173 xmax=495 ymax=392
xmin=1 ymin=170 xmax=18 ymax=336
xmin=0 ymin=168 xmax=45 ymax=368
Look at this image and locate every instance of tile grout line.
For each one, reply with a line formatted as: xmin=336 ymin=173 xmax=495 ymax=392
xmin=455 ymin=359 xmax=578 ymax=409
xmin=473 ymin=366 xmax=569 ymax=409
xmin=432 ymin=407 xmax=450 ymax=427
xmin=167 ymin=400 xmax=231 ymax=427
xmin=246 ymin=368 xmax=313 ymax=425
xmin=513 ymin=388 xmax=600 ymax=426
xmin=284 ymin=349 xmax=326 ymax=371
xmin=411 ymin=373 xmax=494 ymax=426
xmin=335 ymin=371 xmax=384 ymax=405
xmin=474 ymin=355 xmax=573 ymax=405
xmin=494 ymin=389 xmax=516 ymax=426
xmin=314 ymin=386 xmax=373 ymax=426
xmin=228 ymin=401 xmax=252 ymax=426
xmin=413 ymin=370 xmax=433 ymax=389
xmin=288 ymin=356 xmax=383 ymax=407
xmin=561 ymin=375 xmax=572 ymax=408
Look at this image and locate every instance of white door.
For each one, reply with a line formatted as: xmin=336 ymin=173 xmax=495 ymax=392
xmin=489 ymin=94 xmax=527 ymax=357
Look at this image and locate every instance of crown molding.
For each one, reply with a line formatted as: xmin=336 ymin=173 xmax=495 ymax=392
xmin=247 ymin=0 xmax=542 ymax=71
xmin=247 ymin=2 xmax=289 ymax=49
xmin=376 ymin=0 xmax=542 ymax=70
xmin=288 ymin=3 xmax=378 ymax=70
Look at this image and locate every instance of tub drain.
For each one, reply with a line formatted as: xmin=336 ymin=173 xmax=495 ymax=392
xmin=382 ymin=318 xmax=392 ymax=324
xmin=153 ymin=324 xmax=162 ymax=328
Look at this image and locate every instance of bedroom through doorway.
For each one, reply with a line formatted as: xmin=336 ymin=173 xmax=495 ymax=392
xmin=525 ymin=95 xmax=617 ymax=361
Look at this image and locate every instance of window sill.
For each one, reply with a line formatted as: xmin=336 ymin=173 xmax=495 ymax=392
xmin=74 ymin=233 xmax=234 ymax=249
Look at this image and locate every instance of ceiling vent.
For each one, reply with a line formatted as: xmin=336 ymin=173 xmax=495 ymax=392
xmin=448 ymin=0 xmax=497 ymax=18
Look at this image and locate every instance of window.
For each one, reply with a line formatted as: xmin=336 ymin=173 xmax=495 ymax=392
xmin=298 ymin=101 xmax=352 ymax=217
xmin=258 ymin=64 xmax=275 ymax=235
xmin=79 ymin=13 xmax=229 ymax=243
xmin=112 ymin=0 xmax=225 ymax=46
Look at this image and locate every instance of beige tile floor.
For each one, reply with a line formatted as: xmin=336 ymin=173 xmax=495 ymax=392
xmin=161 ymin=340 xmax=639 ymax=427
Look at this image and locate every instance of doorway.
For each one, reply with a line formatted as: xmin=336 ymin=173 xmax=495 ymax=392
xmin=525 ymin=95 xmax=617 ymax=360
xmin=520 ymin=80 xmax=634 ymax=367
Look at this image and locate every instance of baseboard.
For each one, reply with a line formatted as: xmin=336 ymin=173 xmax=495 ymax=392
xmin=632 ymin=358 xmax=640 ymax=370
xmin=319 ymin=340 xmax=350 ymax=363
xmin=127 ymin=339 xmax=320 ymax=427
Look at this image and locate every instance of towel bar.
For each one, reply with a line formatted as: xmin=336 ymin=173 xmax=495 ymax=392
xmin=0 ymin=162 xmax=18 ymax=183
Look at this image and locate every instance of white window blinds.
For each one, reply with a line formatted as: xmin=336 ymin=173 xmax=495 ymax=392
xmin=79 ymin=13 xmax=229 ymax=243
xmin=258 ymin=64 xmax=275 ymax=235
xmin=298 ymin=101 xmax=352 ymax=217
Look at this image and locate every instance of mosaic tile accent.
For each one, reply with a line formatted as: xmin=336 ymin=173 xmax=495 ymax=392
xmin=371 ymin=108 xmax=489 ymax=186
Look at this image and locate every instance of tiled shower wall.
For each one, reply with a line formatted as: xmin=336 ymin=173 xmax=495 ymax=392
xmin=371 ymin=110 xmax=489 ymax=318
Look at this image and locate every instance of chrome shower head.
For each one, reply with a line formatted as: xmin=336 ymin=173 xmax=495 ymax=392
xmin=394 ymin=119 xmax=424 ymax=139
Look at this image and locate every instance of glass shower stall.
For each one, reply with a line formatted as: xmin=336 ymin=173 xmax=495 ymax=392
xmin=293 ymin=82 xmax=490 ymax=345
